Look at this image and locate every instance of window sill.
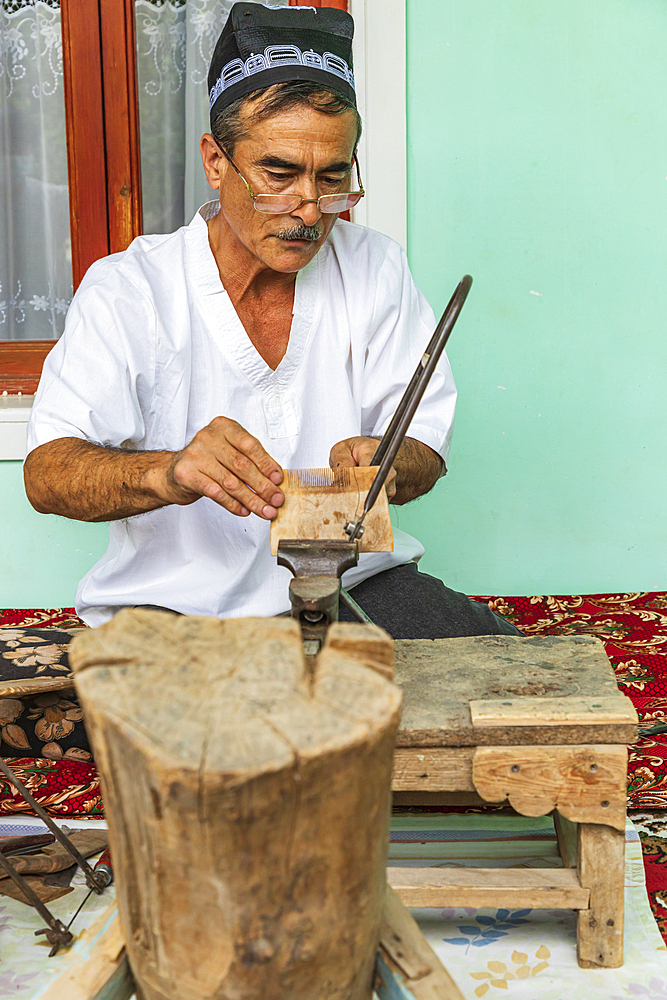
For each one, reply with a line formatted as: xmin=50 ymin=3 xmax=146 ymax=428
xmin=0 ymin=395 xmax=34 ymax=460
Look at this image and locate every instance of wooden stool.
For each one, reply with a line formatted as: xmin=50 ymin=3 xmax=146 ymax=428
xmin=388 ymin=634 xmax=638 ymax=969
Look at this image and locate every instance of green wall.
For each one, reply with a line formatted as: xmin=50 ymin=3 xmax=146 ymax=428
xmin=2 ymin=0 xmax=667 ymax=607
xmin=0 ymin=462 xmax=107 ymax=608
xmin=395 ymin=0 xmax=667 ymax=594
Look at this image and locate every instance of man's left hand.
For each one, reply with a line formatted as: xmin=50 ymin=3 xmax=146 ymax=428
xmin=329 ymin=436 xmax=396 ymax=500
xmin=329 ymin=436 xmax=445 ymax=506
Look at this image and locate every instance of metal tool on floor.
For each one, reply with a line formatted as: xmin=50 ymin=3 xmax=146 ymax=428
xmin=65 ymin=847 xmax=113 ymax=933
xmin=0 ymin=828 xmax=106 ymax=880
xmin=43 ymin=863 xmax=78 ymax=888
xmin=642 ymin=723 xmax=667 ymax=736
xmin=0 ymin=756 xmax=110 ymax=953
xmin=0 ymin=848 xmax=73 ymax=956
xmin=0 ymin=833 xmax=55 ymax=855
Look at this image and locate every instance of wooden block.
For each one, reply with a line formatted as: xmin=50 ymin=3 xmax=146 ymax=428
xmin=577 ymin=823 xmax=625 ymax=969
xmin=387 ymin=867 xmax=590 ymax=910
xmin=380 ymin=901 xmax=432 ymax=981
xmin=270 ymin=466 xmax=393 ymax=555
xmin=70 ymin=611 xmax=403 ymax=1000
xmin=325 ymin=622 xmax=394 ymax=680
xmin=392 ymin=791 xmax=497 ymax=808
xmin=392 ymin=748 xmax=476 ymax=792
xmin=36 ymin=893 xmax=466 ymax=1000
xmin=470 ymin=695 xmax=638 ymax=728
xmin=554 ymin=812 xmax=578 ymax=868
xmin=377 ymin=887 xmax=465 ymax=999
xmin=472 ymin=745 xmax=627 ymax=831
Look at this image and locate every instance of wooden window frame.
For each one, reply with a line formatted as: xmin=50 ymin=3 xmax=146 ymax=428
xmin=0 ymin=0 xmax=142 ymax=395
xmin=348 ymin=0 xmax=406 ymax=249
xmin=1 ymin=0 xmax=366 ymax=395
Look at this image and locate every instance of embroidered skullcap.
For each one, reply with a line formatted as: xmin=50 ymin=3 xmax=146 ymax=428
xmin=208 ymin=3 xmax=356 ymax=128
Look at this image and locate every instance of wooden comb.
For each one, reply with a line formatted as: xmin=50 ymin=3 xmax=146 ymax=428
xmin=270 ymin=466 xmax=394 ymax=556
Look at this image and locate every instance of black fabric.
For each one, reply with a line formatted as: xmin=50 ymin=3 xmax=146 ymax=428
xmin=0 ymin=627 xmax=91 ymax=761
xmin=0 ymin=628 xmax=76 ymax=684
xmin=208 ymin=2 xmax=356 ymax=125
xmin=339 ymin=563 xmax=524 ymax=640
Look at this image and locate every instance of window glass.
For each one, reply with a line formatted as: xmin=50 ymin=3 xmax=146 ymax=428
xmin=0 ymin=0 xmax=71 ymax=340
xmin=135 ymin=0 xmax=288 ymax=236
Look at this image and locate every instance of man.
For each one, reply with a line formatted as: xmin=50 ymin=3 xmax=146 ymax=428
xmin=24 ymin=3 xmax=519 ymax=639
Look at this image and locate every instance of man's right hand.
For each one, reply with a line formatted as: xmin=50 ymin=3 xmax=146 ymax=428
xmin=159 ymin=417 xmax=284 ymax=519
xmin=24 ymin=419 xmax=284 ymax=524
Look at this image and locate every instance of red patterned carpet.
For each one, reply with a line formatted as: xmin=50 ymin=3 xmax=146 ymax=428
xmin=2 ymin=596 xmax=667 ymax=939
xmin=0 ymin=757 xmax=101 ymax=816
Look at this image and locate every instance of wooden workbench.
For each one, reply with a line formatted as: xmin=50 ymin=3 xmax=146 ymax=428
xmin=389 ymin=633 xmax=638 ymax=969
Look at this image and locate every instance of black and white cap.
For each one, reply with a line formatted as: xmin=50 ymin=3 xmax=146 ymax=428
xmin=208 ymin=3 xmax=356 ymax=128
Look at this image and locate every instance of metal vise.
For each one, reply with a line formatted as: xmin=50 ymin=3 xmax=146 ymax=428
xmin=277 ymin=539 xmax=358 ymax=649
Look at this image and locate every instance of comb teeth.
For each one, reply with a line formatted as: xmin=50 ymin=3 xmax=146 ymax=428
xmin=287 ymin=467 xmax=352 ymax=489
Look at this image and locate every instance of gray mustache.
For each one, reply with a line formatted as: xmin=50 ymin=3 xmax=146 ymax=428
xmin=276 ymin=224 xmax=322 ymax=242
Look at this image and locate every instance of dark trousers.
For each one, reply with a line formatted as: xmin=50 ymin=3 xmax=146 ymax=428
xmin=339 ymin=563 xmax=521 ymax=638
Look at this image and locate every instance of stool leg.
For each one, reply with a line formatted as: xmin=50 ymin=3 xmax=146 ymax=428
xmin=553 ymin=812 xmax=578 ymax=868
xmin=576 ymin=822 xmax=624 ymax=968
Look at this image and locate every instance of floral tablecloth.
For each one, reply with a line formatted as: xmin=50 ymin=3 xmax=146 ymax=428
xmin=392 ymin=812 xmax=667 ymax=999
xmin=1 ymin=812 xmax=664 ymax=1000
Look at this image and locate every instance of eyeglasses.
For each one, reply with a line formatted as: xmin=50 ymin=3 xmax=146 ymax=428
xmin=216 ymin=143 xmax=365 ymax=215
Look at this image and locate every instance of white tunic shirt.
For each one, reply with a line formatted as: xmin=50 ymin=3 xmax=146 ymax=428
xmin=27 ymin=203 xmax=457 ymax=626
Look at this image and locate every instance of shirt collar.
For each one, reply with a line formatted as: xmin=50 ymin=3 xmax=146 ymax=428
xmin=196 ymin=200 xmax=221 ymax=224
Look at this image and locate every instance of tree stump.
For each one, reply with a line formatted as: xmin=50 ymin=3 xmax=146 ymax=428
xmin=69 ymin=610 xmax=402 ymax=1000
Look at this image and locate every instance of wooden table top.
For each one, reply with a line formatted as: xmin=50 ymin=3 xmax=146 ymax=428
xmin=394 ymin=634 xmax=638 ymax=748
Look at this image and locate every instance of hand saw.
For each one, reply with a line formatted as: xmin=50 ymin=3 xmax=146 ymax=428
xmin=345 ymin=273 xmax=472 ymax=542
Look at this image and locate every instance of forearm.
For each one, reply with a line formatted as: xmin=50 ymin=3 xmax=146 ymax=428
xmin=391 ymin=436 xmax=445 ymax=505
xmin=24 ymin=438 xmax=172 ymax=522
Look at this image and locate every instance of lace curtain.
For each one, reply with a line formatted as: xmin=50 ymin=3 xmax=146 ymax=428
xmin=135 ymin=0 xmax=288 ymax=235
xmin=0 ymin=0 xmax=288 ymax=341
xmin=0 ymin=0 xmax=70 ymax=340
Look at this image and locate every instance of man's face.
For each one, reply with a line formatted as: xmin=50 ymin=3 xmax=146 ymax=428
xmin=203 ymin=101 xmax=358 ymax=274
